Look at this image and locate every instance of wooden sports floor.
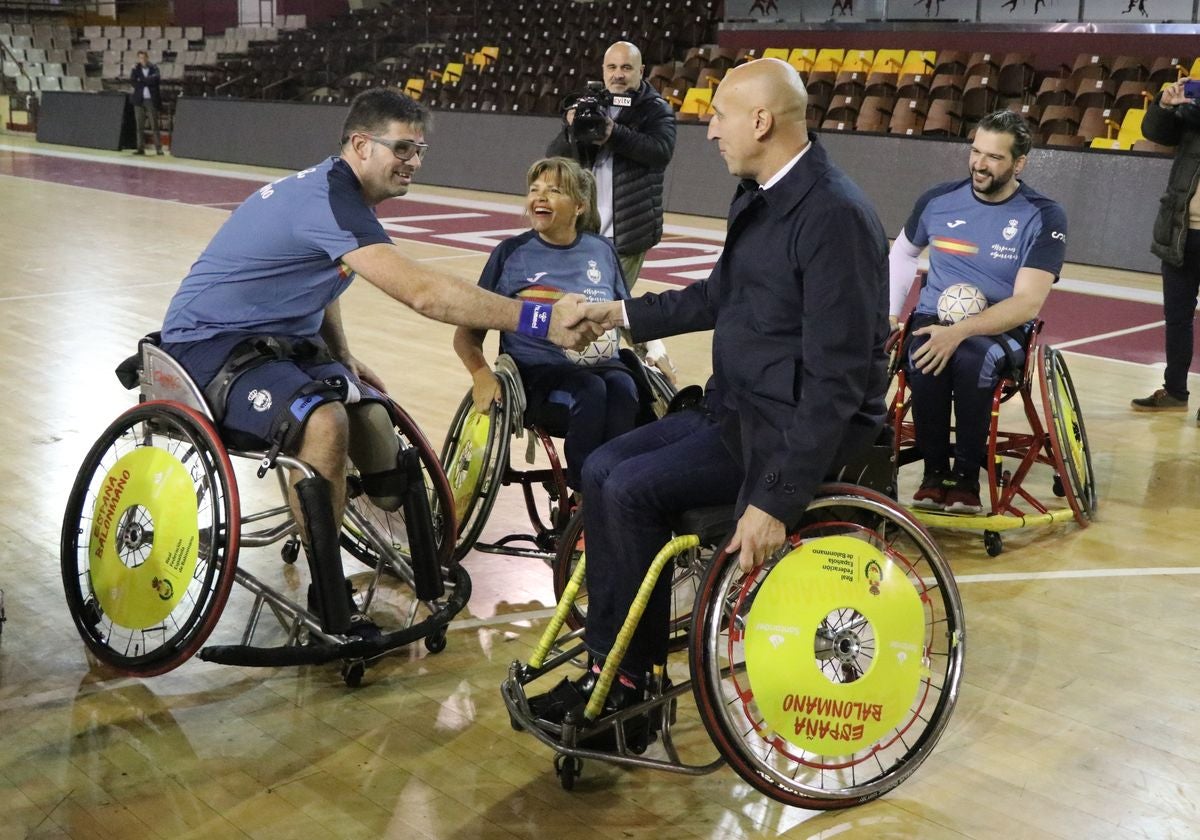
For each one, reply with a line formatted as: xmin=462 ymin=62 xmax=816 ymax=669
xmin=1 ymin=134 xmax=1198 ymax=840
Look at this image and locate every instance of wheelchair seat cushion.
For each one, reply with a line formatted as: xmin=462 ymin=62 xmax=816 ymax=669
xmin=670 ymin=505 xmax=738 ymax=546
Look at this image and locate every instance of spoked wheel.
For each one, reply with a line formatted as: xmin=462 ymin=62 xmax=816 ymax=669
xmin=1040 ymin=347 xmax=1097 ymax=526
xmin=690 ymin=484 xmax=965 ymax=809
xmin=340 ymin=399 xmax=457 ymax=576
xmin=60 ymin=401 xmax=240 ymax=677
xmin=439 ymin=391 xmax=511 ymax=562
xmin=551 ymin=509 xmax=704 ymax=650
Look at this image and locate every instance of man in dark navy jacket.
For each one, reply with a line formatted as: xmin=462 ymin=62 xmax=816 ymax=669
xmin=532 ymin=58 xmax=891 ymax=721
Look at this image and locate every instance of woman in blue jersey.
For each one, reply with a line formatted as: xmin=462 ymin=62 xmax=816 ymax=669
xmin=453 ymin=157 xmax=639 ymax=490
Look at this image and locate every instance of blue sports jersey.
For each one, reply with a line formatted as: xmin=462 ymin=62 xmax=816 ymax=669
xmin=476 ymin=230 xmax=628 ymax=368
xmin=162 ymin=157 xmax=393 ymax=342
xmin=904 ymin=178 xmax=1067 ymax=316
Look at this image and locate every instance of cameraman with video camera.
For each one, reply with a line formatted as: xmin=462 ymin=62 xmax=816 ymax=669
xmin=548 ymin=41 xmax=678 ymax=380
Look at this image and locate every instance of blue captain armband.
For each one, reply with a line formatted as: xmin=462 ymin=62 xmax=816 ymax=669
xmin=517 ymin=301 xmax=551 ymax=339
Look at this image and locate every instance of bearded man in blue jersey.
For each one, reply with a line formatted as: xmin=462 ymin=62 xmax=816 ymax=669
xmin=889 ymin=109 xmax=1068 ymax=513
xmin=159 ymin=89 xmax=600 ymax=636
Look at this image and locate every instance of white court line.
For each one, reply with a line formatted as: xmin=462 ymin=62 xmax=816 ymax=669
xmin=0 ymin=280 xmax=179 ymax=303
xmin=1053 ymin=319 xmax=1166 ymax=350
xmin=956 ymin=566 xmax=1200 ymax=584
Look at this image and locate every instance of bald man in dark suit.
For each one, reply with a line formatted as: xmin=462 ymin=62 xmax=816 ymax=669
xmin=535 ymin=58 xmax=891 ymax=723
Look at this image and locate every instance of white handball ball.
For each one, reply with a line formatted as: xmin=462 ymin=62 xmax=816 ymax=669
xmin=936 ymin=283 xmax=988 ymax=324
xmin=565 ymin=328 xmax=620 ymax=366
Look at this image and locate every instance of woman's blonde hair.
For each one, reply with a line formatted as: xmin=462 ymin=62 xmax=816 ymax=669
xmin=526 ymin=156 xmax=601 ymax=235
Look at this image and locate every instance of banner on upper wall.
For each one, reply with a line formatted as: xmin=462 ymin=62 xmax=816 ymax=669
xmin=976 ymin=0 xmax=1076 ymax=21
xmin=724 ymin=0 xmax=885 ymax=23
xmin=727 ymin=0 xmax=1195 ymax=23
xmin=884 ymin=0 xmax=978 ymax=20
xmin=1080 ymin=0 xmax=1194 ymax=21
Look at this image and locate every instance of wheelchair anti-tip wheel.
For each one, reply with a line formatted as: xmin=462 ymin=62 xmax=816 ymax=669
xmin=439 ymin=392 xmax=511 ymax=562
xmin=551 ymin=508 xmax=703 ymax=650
xmin=340 ymin=401 xmax=458 ymax=575
xmin=61 ymin=401 xmax=240 ymax=677
xmin=690 ymin=485 xmax=965 ymax=809
xmin=1040 ymin=347 xmax=1096 ymax=526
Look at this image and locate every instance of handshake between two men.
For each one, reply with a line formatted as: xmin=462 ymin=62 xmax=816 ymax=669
xmin=546 ymin=296 xmax=628 ymax=350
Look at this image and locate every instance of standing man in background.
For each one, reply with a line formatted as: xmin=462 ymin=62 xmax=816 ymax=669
xmin=130 ymin=50 xmax=163 ymax=156
xmin=1130 ymin=77 xmax=1200 ymax=423
xmin=549 ymin=40 xmax=678 ymax=380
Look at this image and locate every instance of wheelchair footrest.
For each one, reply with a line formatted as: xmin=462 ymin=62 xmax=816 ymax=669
xmin=199 ymin=565 xmax=472 ymax=668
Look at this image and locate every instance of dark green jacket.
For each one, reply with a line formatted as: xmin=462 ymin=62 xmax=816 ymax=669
xmin=1144 ymin=95 xmax=1200 ymax=267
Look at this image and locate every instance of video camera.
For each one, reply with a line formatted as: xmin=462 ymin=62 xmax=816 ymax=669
xmin=561 ymin=81 xmax=630 ymax=144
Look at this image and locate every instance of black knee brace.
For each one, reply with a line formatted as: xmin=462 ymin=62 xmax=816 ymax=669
xmin=295 ymin=474 xmax=353 ymax=635
xmin=398 ymin=447 xmax=445 ymax=603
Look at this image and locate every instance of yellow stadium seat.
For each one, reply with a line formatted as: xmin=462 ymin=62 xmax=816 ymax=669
xmin=441 ymin=62 xmax=463 ymax=84
xmin=1189 ymin=57 xmax=1200 ymax=79
xmin=680 ymin=86 xmax=713 ymax=117
xmin=812 ymin=49 xmax=844 ymax=73
xmin=787 ymin=48 xmax=816 ymax=73
xmin=762 ymin=47 xmax=790 ymax=62
xmin=1089 ymin=136 xmax=1131 ymax=151
xmin=871 ymin=49 xmax=905 ymax=74
xmin=1118 ymin=107 xmax=1145 ymax=146
xmin=841 ymin=49 xmax=874 ymax=74
xmin=901 ymin=50 xmax=937 ymax=75
xmin=404 ymin=77 xmax=424 ymax=99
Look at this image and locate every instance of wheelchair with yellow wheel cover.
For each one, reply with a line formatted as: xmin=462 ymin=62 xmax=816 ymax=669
xmin=439 ymin=349 xmax=678 ymax=564
xmin=502 ymin=482 xmax=964 ymax=808
xmin=889 ymin=316 xmax=1097 ymax=557
xmin=60 ymin=335 xmax=469 ymax=686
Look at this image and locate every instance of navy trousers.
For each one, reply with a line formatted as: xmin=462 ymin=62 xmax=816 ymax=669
xmin=522 ymin=364 xmax=639 ymax=490
xmin=907 ymin=328 xmax=1025 ymax=481
xmin=1161 ymin=229 xmax=1200 ymax=399
xmin=580 ymin=408 xmax=742 ymax=679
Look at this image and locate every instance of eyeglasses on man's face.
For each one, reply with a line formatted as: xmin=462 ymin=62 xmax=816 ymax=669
xmin=365 ymin=134 xmax=430 ymax=162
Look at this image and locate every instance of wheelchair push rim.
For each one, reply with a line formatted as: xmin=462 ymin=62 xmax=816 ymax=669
xmin=1039 ymin=347 xmax=1097 ymax=526
xmin=60 ymin=401 xmax=240 ymax=677
xmin=689 ymin=486 xmax=965 ymax=809
xmin=439 ymin=390 xmax=511 ymax=562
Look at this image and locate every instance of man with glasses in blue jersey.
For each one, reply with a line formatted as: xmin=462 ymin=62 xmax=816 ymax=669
xmin=159 ymin=88 xmax=601 ymax=638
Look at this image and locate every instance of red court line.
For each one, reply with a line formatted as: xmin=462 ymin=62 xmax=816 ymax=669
xmin=2 ymin=148 xmax=1177 ymax=368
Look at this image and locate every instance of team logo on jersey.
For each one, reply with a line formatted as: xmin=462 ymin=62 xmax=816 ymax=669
xmin=946 ymin=219 xmax=967 ymax=228
xmin=525 ymin=271 xmax=549 ymax=284
xmin=248 ymin=389 xmax=273 ymax=412
xmin=586 ymin=260 xmax=602 ymax=284
xmin=1003 ymin=218 xmax=1019 ymax=241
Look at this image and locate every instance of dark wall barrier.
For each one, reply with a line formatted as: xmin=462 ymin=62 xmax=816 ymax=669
xmin=37 ymin=91 xmax=135 ymax=151
xmin=166 ymin=97 xmax=1172 ymax=274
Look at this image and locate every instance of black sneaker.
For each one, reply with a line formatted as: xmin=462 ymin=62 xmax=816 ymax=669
xmin=527 ymin=669 xmax=652 ymax=752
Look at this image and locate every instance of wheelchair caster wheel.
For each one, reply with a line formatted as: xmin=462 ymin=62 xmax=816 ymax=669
xmin=281 ymin=537 xmax=300 ymax=565
xmin=424 ymin=628 xmax=447 ymax=654
xmin=554 ymin=753 xmax=581 ymax=791
xmin=1052 ymin=474 xmax=1066 ymax=498
xmin=984 ymin=531 xmax=1003 ymax=557
xmin=341 ymin=660 xmax=365 ymax=687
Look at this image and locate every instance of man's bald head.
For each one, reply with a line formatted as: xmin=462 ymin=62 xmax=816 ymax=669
xmin=718 ymin=58 xmax=808 ymax=125
xmin=707 ymin=58 xmax=811 ymax=182
xmin=603 ymin=41 xmax=644 ymax=95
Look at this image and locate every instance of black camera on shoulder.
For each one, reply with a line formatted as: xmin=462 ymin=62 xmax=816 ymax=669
xmin=561 ymin=81 xmax=631 ymax=144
